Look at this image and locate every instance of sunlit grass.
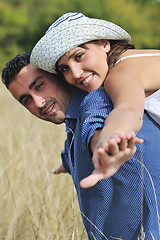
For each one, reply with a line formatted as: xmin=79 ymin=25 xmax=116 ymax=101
xmin=0 ymin=82 xmax=87 ymax=239
xmin=1 ymin=78 xmax=160 ymax=240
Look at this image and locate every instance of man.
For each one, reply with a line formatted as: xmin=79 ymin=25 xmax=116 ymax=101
xmin=2 ymin=52 xmax=160 ymax=239
xmin=2 ymin=51 xmax=78 ymax=173
xmin=72 ymin=87 xmax=160 ymax=239
xmin=2 ymin=51 xmax=135 ymax=177
xmin=2 ymin=52 xmax=72 ymax=124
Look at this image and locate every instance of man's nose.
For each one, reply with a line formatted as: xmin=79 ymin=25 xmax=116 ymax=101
xmin=33 ymin=95 xmax=45 ymax=108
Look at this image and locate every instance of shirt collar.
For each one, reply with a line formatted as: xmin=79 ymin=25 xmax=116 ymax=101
xmin=66 ymin=88 xmax=88 ymax=120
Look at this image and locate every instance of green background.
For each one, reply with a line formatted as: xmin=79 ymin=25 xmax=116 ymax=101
xmin=0 ymin=0 xmax=160 ymax=72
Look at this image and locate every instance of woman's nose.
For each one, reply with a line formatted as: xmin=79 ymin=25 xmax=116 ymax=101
xmin=71 ymin=65 xmax=83 ymax=79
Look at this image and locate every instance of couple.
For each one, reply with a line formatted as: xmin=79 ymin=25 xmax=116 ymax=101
xmin=2 ymin=12 xmax=160 ymax=240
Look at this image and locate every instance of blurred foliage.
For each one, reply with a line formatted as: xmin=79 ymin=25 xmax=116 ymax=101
xmin=0 ymin=0 xmax=160 ymax=72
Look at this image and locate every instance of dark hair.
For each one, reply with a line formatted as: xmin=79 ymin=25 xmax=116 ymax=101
xmin=107 ymin=40 xmax=135 ymax=69
xmin=79 ymin=40 xmax=135 ymax=69
xmin=2 ymin=51 xmax=31 ymax=89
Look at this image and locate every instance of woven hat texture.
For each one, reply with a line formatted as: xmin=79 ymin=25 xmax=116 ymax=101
xmin=30 ymin=12 xmax=131 ymax=73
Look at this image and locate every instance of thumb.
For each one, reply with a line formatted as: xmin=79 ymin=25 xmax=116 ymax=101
xmin=92 ymin=149 xmax=101 ymax=169
xmin=80 ymin=170 xmax=103 ymax=189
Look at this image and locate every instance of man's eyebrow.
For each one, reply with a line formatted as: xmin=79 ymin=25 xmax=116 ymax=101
xmin=29 ymin=76 xmax=42 ymax=89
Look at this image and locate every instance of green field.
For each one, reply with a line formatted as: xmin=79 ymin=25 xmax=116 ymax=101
xmin=0 ymin=82 xmax=87 ymax=239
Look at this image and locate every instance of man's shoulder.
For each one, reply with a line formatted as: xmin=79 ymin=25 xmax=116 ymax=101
xmin=80 ymin=87 xmax=112 ymax=110
xmin=66 ymin=88 xmax=88 ymax=119
xmin=72 ymin=88 xmax=88 ymax=105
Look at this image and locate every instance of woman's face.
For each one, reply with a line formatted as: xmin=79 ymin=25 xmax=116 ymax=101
xmin=57 ymin=40 xmax=110 ymax=92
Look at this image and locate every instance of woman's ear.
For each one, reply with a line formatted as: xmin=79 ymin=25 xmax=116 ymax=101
xmin=98 ymin=39 xmax=111 ymax=53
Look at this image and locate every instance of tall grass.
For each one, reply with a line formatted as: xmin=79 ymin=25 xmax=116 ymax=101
xmin=0 ymin=82 xmax=87 ymax=239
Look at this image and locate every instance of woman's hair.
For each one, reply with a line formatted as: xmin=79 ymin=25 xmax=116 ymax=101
xmin=83 ymin=40 xmax=135 ymax=68
xmin=107 ymin=40 xmax=135 ymax=68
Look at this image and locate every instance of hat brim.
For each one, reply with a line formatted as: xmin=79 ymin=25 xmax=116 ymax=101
xmin=31 ymin=18 xmax=131 ymax=73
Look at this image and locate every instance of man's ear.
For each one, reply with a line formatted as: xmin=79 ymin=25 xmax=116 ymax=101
xmin=98 ymin=39 xmax=111 ymax=53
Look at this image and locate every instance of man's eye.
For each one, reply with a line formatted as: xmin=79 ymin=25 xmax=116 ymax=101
xmin=23 ymin=96 xmax=32 ymax=106
xmin=35 ymin=82 xmax=44 ymax=90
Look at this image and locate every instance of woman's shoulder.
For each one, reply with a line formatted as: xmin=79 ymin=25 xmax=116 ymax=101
xmin=109 ymin=49 xmax=160 ymax=91
xmin=114 ymin=49 xmax=160 ymax=66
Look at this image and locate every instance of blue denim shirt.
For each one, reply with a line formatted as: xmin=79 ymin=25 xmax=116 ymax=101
xmin=63 ymin=87 xmax=160 ymax=240
xmin=61 ymin=88 xmax=88 ymax=174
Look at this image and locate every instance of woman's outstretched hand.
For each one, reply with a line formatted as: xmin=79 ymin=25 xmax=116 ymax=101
xmin=80 ymin=132 xmax=143 ymax=189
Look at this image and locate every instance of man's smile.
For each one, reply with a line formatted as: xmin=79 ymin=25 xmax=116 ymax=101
xmin=45 ymin=103 xmax=55 ymax=114
xmin=41 ymin=101 xmax=56 ymax=115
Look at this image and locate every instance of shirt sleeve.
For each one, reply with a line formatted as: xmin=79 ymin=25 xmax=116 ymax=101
xmin=79 ymin=87 xmax=113 ymax=155
xmin=61 ymin=140 xmax=71 ymax=174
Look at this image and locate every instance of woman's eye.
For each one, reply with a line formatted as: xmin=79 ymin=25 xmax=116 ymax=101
xmin=75 ymin=53 xmax=83 ymax=61
xmin=61 ymin=66 xmax=68 ymax=73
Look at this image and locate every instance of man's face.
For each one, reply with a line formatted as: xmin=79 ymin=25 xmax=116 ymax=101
xmin=8 ymin=64 xmax=71 ymax=124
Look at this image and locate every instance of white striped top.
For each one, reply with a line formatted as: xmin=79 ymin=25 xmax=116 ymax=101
xmin=114 ymin=53 xmax=160 ymax=125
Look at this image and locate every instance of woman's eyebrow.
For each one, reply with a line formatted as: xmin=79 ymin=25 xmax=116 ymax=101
xmin=57 ymin=50 xmax=79 ymax=69
xmin=68 ymin=50 xmax=79 ymax=59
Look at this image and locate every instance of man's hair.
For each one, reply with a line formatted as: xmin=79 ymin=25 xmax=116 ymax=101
xmin=2 ymin=51 xmax=31 ymax=89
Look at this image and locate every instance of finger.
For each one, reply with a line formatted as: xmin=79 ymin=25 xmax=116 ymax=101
xmin=80 ymin=171 xmax=105 ymax=189
xmin=80 ymin=164 xmax=122 ymax=188
xmin=51 ymin=168 xmax=59 ymax=174
xmin=92 ymin=150 xmax=101 ymax=169
xmin=51 ymin=165 xmax=66 ymax=174
xmin=103 ymin=143 xmax=109 ymax=152
xmin=127 ymin=137 xmax=135 ymax=149
xmin=135 ymin=137 xmax=144 ymax=144
xmin=126 ymin=131 xmax=136 ymax=140
xmin=97 ymin=147 xmax=111 ymax=166
xmin=80 ymin=176 xmax=99 ymax=189
xmin=125 ymin=132 xmax=136 ymax=149
xmin=108 ymin=138 xmax=119 ymax=155
xmin=127 ymin=132 xmax=143 ymax=147
xmin=118 ymin=137 xmax=128 ymax=150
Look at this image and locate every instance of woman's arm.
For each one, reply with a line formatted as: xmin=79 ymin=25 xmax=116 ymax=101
xmin=96 ymin=64 xmax=145 ymax=153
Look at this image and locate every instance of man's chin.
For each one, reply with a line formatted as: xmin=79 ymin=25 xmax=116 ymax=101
xmin=52 ymin=118 xmax=65 ymax=124
xmin=38 ymin=114 xmax=65 ymax=124
xmin=48 ymin=117 xmax=65 ymax=125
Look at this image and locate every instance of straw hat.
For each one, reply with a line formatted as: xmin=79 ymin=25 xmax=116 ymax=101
xmin=30 ymin=12 xmax=131 ymax=73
